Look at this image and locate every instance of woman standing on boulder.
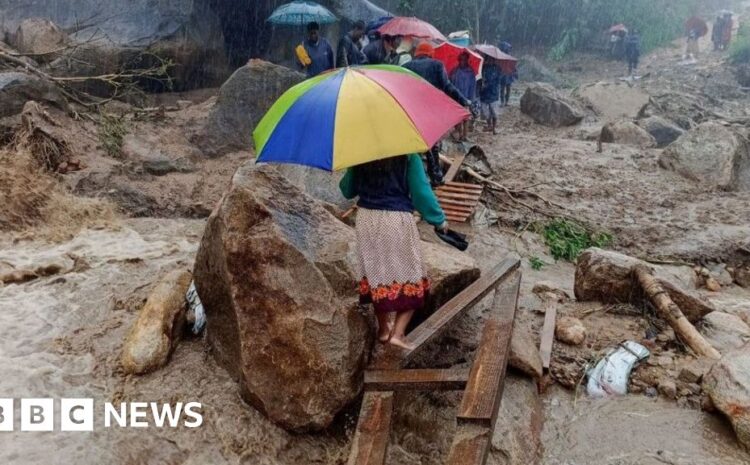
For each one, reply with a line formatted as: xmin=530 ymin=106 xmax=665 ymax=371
xmin=340 ymin=155 xmax=447 ymax=350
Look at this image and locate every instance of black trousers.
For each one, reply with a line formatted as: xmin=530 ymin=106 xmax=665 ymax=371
xmin=424 ymin=144 xmax=443 ymax=186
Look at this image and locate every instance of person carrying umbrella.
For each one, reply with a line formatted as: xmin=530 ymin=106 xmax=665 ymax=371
xmin=478 ymin=57 xmax=501 ymax=134
xmin=363 ymin=34 xmax=401 ymax=65
xmin=624 ymin=29 xmax=641 ymax=76
xmin=339 ymin=155 xmax=448 ymax=349
xmin=297 ymin=22 xmax=335 ymax=77
xmin=498 ymin=41 xmax=516 ymax=107
xmin=450 ymin=51 xmax=477 ymax=141
xmin=404 ymin=42 xmax=472 ymax=186
xmin=337 ymin=20 xmax=368 ymax=67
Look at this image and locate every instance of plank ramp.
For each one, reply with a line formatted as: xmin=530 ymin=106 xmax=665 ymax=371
xmin=435 ymin=182 xmax=484 ymax=223
xmin=348 ymin=259 xmax=521 ymax=465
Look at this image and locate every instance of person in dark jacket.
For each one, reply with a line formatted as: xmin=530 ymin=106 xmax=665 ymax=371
xmin=404 ymin=42 xmax=472 ymax=186
xmin=363 ymin=35 xmax=401 ymax=65
xmin=479 ymin=58 xmax=501 ymax=134
xmin=340 ymin=155 xmax=447 ymax=349
xmin=337 ymin=20 xmax=367 ymax=67
xmin=624 ymin=29 xmax=641 ymax=75
xmin=297 ymin=22 xmax=334 ymax=77
xmin=450 ymin=51 xmax=476 ymax=141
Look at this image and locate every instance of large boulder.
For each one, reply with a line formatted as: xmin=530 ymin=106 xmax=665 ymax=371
xmin=0 ymin=71 xmax=68 ymax=117
xmin=516 ymin=56 xmax=567 ymax=87
xmin=703 ymin=348 xmax=750 ymax=450
xmin=193 ymin=161 xmax=479 ymax=431
xmin=489 ymin=375 xmax=543 ymax=464
xmin=196 ymin=60 xmax=305 ymax=157
xmin=659 ymin=122 xmax=749 ymax=191
xmin=574 ymin=248 xmax=715 ymax=323
xmin=11 ymin=18 xmax=69 ymax=62
xmin=637 ymin=116 xmax=685 ymax=148
xmin=520 ymin=83 xmax=584 ymax=128
xmin=576 ymin=81 xmax=650 ymax=121
xmin=700 ymin=312 xmax=750 ymax=353
xmin=600 ymin=121 xmax=656 ymax=149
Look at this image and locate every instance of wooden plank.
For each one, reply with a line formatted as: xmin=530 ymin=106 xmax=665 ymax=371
xmin=435 ymin=190 xmax=482 ymax=201
xmin=439 ymin=184 xmax=484 ymax=194
xmin=440 ymin=203 xmax=476 ymax=213
xmin=447 ymin=181 xmax=484 ymax=191
xmin=370 ymin=258 xmax=521 ymax=370
xmin=364 ymin=368 xmax=469 ymax=392
xmin=446 ymin=215 xmax=470 ymax=223
xmin=444 ymin=151 xmax=467 ymax=183
xmin=539 ymin=299 xmax=558 ymax=371
xmin=347 ymin=391 xmax=394 ymax=465
xmin=436 ymin=197 xmax=479 ymax=208
xmin=457 ymin=271 xmax=521 ymax=427
xmin=445 ymin=423 xmax=492 ymax=465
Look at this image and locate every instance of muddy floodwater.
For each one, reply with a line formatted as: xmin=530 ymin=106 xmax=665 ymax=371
xmin=543 ymin=386 xmax=748 ymax=465
xmin=0 ymin=220 xmax=747 ymax=465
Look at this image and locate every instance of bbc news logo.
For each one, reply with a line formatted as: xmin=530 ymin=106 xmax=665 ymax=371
xmin=0 ymin=399 xmax=203 ymax=431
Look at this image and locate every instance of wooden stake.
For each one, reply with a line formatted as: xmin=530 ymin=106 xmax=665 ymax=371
xmin=633 ymin=265 xmax=720 ymax=360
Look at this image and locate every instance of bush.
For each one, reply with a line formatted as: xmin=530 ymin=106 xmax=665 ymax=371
xmin=98 ymin=113 xmax=128 ymax=158
xmin=730 ymin=24 xmax=750 ymax=64
xmin=538 ymin=218 xmax=613 ymax=262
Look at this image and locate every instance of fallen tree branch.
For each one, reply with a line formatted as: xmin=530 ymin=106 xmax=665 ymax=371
xmin=632 ymin=265 xmax=720 ymax=359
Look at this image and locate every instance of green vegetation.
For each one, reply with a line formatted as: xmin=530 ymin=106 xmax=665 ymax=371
xmin=730 ymin=24 xmax=750 ymax=64
xmin=529 ymin=256 xmax=546 ymax=271
xmin=537 ymin=218 xmax=613 ymax=262
xmin=387 ymin=0 xmax=702 ymax=59
xmin=98 ymin=114 xmax=128 ymax=158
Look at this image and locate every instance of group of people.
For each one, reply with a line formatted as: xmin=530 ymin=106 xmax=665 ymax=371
xmin=297 ymin=21 xmax=516 ymax=186
xmin=711 ymin=12 xmax=734 ymax=51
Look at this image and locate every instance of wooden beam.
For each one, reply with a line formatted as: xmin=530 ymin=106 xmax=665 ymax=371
xmin=370 ymin=258 xmax=521 ymax=370
xmin=347 ymin=391 xmax=394 ymax=465
xmin=445 ymin=423 xmax=492 ymax=465
xmin=539 ymin=299 xmax=558 ymax=371
xmin=457 ymin=271 xmax=521 ymax=427
xmin=444 ymin=151 xmax=467 ymax=183
xmin=364 ymin=369 xmax=469 ymax=392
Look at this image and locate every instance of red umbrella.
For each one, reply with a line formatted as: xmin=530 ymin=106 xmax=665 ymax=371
xmin=378 ymin=16 xmax=447 ymax=41
xmin=434 ymin=42 xmax=484 ymax=79
xmin=471 ymin=44 xmax=517 ymax=74
xmin=685 ymin=16 xmax=708 ymax=37
xmin=608 ymin=24 xmax=628 ymax=34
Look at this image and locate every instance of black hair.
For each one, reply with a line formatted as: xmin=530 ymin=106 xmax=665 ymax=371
xmin=353 ymin=20 xmax=366 ymax=31
xmin=307 ymin=22 xmax=320 ymax=32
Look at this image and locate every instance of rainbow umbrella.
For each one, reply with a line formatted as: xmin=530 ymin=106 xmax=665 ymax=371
xmin=253 ymin=65 xmax=470 ymax=171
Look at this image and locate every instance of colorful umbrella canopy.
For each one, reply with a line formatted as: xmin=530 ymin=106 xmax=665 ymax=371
xmin=377 ymin=16 xmax=447 ymax=41
xmin=472 ymin=44 xmax=517 ymax=74
xmin=685 ymin=16 xmax=708 ymax=37
xmin=434 ymin=42 xmax=483 ymax=79
xmin=267 ymin=1 xmax=337 ymax=26
xmin=254 ymin=65 xmax=470 ymax=171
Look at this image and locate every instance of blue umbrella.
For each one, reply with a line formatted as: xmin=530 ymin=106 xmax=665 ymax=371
xmin=268 ymin=1 xmax=338 ymax=26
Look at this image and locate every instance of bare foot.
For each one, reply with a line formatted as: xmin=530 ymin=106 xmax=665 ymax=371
xmin=378 ymin=322 xmax=393 ymax=343
xmin=388 ymin=336 xmax=415 ymax=351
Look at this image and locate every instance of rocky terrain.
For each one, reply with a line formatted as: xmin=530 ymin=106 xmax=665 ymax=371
xmin=1 ymin=13 xmax=750 ymax=465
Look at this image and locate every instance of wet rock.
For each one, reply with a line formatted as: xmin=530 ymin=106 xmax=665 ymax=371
xmin=705 ymin=277 xmax=722 ymax=292
xmin=658 ymin=380 xmax=677 ymax=399
xmin=520 ymin=83 xmax=584 ymax=128
xmin=0 ymin=71 xmax=68 ymax=118
xmin=193 ymin=162 xmax=479 ymax=431
xmin=531 ymin=281 xmax=570 ymax=302
xmin=637 ymin=116 xmax=685 ymax=148
xmin=517 ymin=55 xmax=567 ymax=87
xmin=734 ymin=64 xmax=750 ymax=87
xmin=509 ymin=317 xmax=543 ymax=379
xmin=141 ymin=156 xmax=196 ymax=176
xmin=274 ymin=165 xmax=349 ymax=210
xmin=196 ymin=60 xmax=305 ymax=157
xmin=0 ymin=268 xmax=38 ymax=285
xmin=678 ymin=358 xmax=713 ymax=384
xmin=574 ymin=248 xmax=715 ymax=323
xmin=555 ymin=316 xmax=586 ymax=345
xmin=121 ymin=269 xmax=192 ymax=375
xmin=699 ymin=312 xmax=750 ymax=353
xmin=11 ymin=18 xmax=69 ymax=63
xmin=733 ymin=267 xmax=750 ymax=288
xmin=600 ymin=121 xmax=656 ymax=149
xmin=703 ymin=348 xmax=750 ymax=449
xmin=659 ymin=122 xmax=750 ymax=191
xmin=576 ymin=81 xmax=650 ymax=121
xmin=489 ymin=375 xmax=543 ymax=465
xmin=710 ymin=264 xmax=734 ymax=287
